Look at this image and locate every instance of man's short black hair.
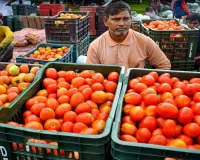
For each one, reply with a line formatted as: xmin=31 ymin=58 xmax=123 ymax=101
xmin=105 ymin=1 xmax=131 ymax=18
xmin=145 ymin=6 xmax=153 ymax=12
xmin=186 ymin=13 xmax=200 ymax=22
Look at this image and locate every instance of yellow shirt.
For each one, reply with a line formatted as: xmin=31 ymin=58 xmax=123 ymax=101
xmin=0 ymin=26 xmax=14 ymax=48
xmin=86 ymin=29 xmax=171 ymax=70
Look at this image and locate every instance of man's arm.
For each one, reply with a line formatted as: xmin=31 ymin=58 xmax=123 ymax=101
xmin=0 ymin=27 xmax=14 ymax=49
xmin=86 ymin=44 xmax=101 ymax=64
xmin=146 ymin=37 xmax=171 ymax=70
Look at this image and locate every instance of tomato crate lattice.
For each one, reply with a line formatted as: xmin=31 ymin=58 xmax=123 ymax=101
xmin=0 ymin=62 xmax=125 ymax=160
xmin=111 ymin=68 xmax=200 ymax=160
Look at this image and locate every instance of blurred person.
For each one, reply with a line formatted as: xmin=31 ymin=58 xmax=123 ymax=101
xmin=86 ymin=1 xmax=171 ymax=70
xmin=173 ymin=0 xmax=190 ymax=19
xmin=186 ymin=13 xmax=200 ymax=71
xmin=0 ymin=12 xmax=14 ymax=62
xmin=145 ymin=6 xmax=161 ymax=19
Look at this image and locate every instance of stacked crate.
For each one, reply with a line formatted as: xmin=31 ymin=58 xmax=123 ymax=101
xmin=39 ymin=4 xmax=65 ymax=16
xmin=96 ymin=6 xmax=108 ymax=35
xmin=7 ymin=16 xmax=24 ymax=32
xmin=12 ymin=4 xmax=37 ymax=15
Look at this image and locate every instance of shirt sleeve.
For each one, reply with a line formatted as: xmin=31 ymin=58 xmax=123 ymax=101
xmin=181 ymin=0 xmax=190 ymax=15
xmin=0 ymin=27 xmax=14 ymax=49
xmin=146 ymin=37 xmax=171 ymax=70
xmin=86 ymin=44 xmax=101 ymax=64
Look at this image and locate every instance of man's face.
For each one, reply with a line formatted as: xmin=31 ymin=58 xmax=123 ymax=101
xmin=187 ymin=20 xmax=200 ymax=28
xmin=104 ymin=10 xmax=132 ymax=36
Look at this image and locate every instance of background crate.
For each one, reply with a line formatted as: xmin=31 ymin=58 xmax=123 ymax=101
xmin=12 ymin=4 xmax=37 ymax=15
xmin=7 ymin=16 xmax=24 ymax=32
xmin=16 ymin=43 xmax=73 ymax=64
xmin=140 ymin=19 xmax=199 ymax=62
xmin=45 ymin=11 xmax=89 ymax=43
xmin=0 ymin=62 xmax=42 ymax=123
xmin=89 ymin=35 xmax=98 ymax=44
xmin=80 ymin=6 xmax=97 ymax=35
xmin=39 ymin=4 xmax=65 ymax=16
xmin=131 ymin=20 xmax=141 ymax=32
xmin=0 ymin=62 xmax=125 ymax=160
xmin=20 ymin=16 xmax=45 ymax=29
xmin=96 ymin=6 xmax=108 ymax=35
xmin=111 ymin=68 xmax=200 ymax=160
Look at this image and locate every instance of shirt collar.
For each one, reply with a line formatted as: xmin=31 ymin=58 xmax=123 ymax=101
xmin=106 ymin=29 xmax=132 ymax=47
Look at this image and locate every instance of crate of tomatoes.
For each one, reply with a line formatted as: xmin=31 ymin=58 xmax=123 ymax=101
xmin=0 ymin=62 xmax=125 ymax=160
xmin=16 ymin=43 xmax=73 ymax=64
xmin=111 ymin=68 xmax=200 ymax=160
xmin=140 ymin=19 xmax=199 ymax=63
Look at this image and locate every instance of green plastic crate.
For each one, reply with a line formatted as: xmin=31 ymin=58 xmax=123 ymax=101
xmin=89 ymin=35 xmax=98 ymax=44
xmin=111 ymin=68 xmax=200 ymax=160
xmin=7 ymin=16 xmax=24 ymax=32
xmin=0 ymin=62 xmax=42 ymax=123
xmin=140 ymin=19 xmax=199 ymax=62
xmin=0 ymin=62 xmax=125 ymax=160
xmin=16 ymin=43 xmax=73 ymax=64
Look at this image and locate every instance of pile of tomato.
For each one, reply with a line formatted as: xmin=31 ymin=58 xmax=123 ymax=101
xmin=120 ymin=71 xmax=200 ymax=154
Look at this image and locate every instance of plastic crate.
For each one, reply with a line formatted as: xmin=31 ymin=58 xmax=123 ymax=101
xmin=39 ymin=4 xmax=65 ymax=16
xmin=80 ymin=6 xmax=97 ymax=35
xmin=7 ymin=16 xmax=24 ymax=32
xmin=12 ymin=4 xmax=37 ymax=16
xmin=0 ymin=62 xmax=125 ymax=160
xmin=140 ymin=19 xmax=199 ymax=62
xmin=111 ymin=68 xmax=200 ymax=160
xmin=45 ymin=11 xmax=89 ymax=43
xmin=131 ymin=20 xmax=141 ymax=32
xmin=16 ymin=43 xmax=73 ymax=65
xmin=96 ymin=6 xmax=108 ymax=35
xmin=0 ymin=62 xmax=42 ymax=123
xmin=69 ymin=35 xmax=89 ymax=63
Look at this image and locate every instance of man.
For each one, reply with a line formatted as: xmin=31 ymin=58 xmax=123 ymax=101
xmin=0 ymin=12 xmax=14 ymax=62
xmin=186 ymin=13 xmax=200 ymax=71
xmin=86 ymin=1 xmax=171 ymax=70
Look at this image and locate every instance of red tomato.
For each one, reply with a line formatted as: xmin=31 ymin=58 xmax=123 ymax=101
xmin=145 ymin=105 xmax=157 ymax=117
xmin=175 ymin=125 xmax=183 ymax=137
xmin=158 ymin=73 xmax=171 ymax=84
xmin=61 ymin=121 xmax=73 ymax=132
xmin=156 ymin=103 xmax=178 ymax=119
xmin=171 ymin=77 xmax=180 ymax=85
xmin=123 ymin=104 xmax=135 ymax=115
xmin=183 ymin=123 xmax=200 ymax=137
xmin=130 ymin=106 xmax=145 ymax=121
xmin=191 ymin=103 xmax=200 ymax=115
xmin=175 ymin=95 xmax=191 ymax=108
xmin=139 ymin=116 xmax=157 ymax=132
xmin=121 ymin=123 xmax=137 ymax=136
xmin=120 ymin=135 xmax=138 ymax=142
xmin=133 ymin=83 xmax=148 ymax=93
xmin=128 ymin=79 xmax=139 ymax=89
xmin=73 ymin=122 xmax=88 ymax=133
xmin=107 ymin=72 xmax=119 ymax=83
xmin=173 ymin=81 xmax=185 ymax=90
xmin=178 ymin=134 xmax=193 ymax=145
xmin=163 ymin=119 xmax=176 ymax=138
xmin=143 ymin=94 xmax=160 ymax=106
xmin=157 ymin=83 xmax=172 ymax=94
xmin=76 ymin=113 xmax=94 ymax=125
xmin=124 ymin=92 xmax=142 ymax=105
xmin=177 ymin=107 xmax=194 ymax=124
xmin=189 ymin=78 xmax=200 ymax=84
xmin=193 ymin=92 xmax=200 ymax=103
xmin=152 ymin=128 xmax=163 ymax=136
xmin=161 ymin=92 xmax=174 ymax=102
xmin=171 ymin=88 xmax=184 ymax=97
xmin=136 ymin=128 xmax=151 ymax=143
xmin=122 ymin=116 xmax=136 ymax=125
xmin=157 ymin=117 xmax=165 ymax=128
xmin=140 ymin=88 xmax=157 ymax=97
xmin=142 ymin=75 xmax=155 ymax=86
xmin=183 ymin=84 xmax=196 ymax=96
xmin=148 ymin=72 xmax=159 ymax=81
xmin=194 ymin=115 xmax=200 ymax=126
xmin=45 ymin=68 xmax=57 ymax=79
xmin=149 ymin=135 xmax=167 ymax=146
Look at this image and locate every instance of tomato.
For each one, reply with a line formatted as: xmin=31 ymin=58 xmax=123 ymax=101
xmin=158 ymin=73 xmax=170 ymax=84
xmin=64 ymin=111 xmax=77 ymax=123
xmin=142 ymin=75 xmax=155 ymax=86
xmin=67 ymin=88 xmax=78 ymax=98
xmin=61 ymin=121 xmax=73 ymax=132
xmin=182 ymin=80 xmax=189 ymax=85
xmin=157 ymin=83 xmax=172 ymax=94
xmin=136 ymin=128 xmax=151 ymax=143
xmin=167 ymin=139 xmax=187 ymax=148
xmin=48 ymin=93 xmax=57 ymax=99
xmin=39 ymin=108 xmax=55 ymax=121
xmin=178 ymin=134 xmax=193 ymax=145
xmin=65 ymin=71 xmax=76 ymax=82
xmin=148 ymin=71 xmax=159 ymax=81
xmin=191 ymin=103 xmax=200 ymax=115
xmin=75 ymin=102 xmax=91 ymax=115
xmin=80 ymin=128 xmax=98 ymax=135
xmin=24 ymin=115 xmax=41 ymax=124
xmin=91 ymin=91 xmax=107 ymax=104
xmin=31 ymin=103 xmax=45 ymax=116
xmin=139 ymin=116 xmax=157 ymax=132
xmin=122 ymin=104 xmax=134 ymax=115
xmin=108 ymin=72 xmax=119 ymax=83
xmin=133 ymin=83 xmax=148 ymax=93
xmin=86 ymin=100 xmax=98 ymax=109
xmin=55 ymin=103 xmax=72 ymax=118
xmin=97 ymin=112 xmax=109 ymax=121
xmin=175 ymin=125 xmax=183 ymax=137
xmin=189 ymin=78 xmax=200 ymax=84
xmin=36 ymin=89 xmax=48 ymax=97
xmin=128 ymin=79 xmax=139 ymax=89
xmin=76 ymin=113 xmax=94 ymax=125
xmin=130 ymin=106 xmax=145 ymax=121
xmin=70 ymin=92 xmax=84 ymax=108
xmin=188 ymin=145 xmax=197 ymax=150
xmin=183 ymin=123 xmax=200 ymax=137
xmin=152 ymin=128 xmax=163 ymax=136
xmin=91 ymin=73 xmax=104 ymax=84
xmin=44 ymin=119 xmax=61 ymax=131
xmin=149 ymin=135 xmax=167 ymax=146
xmin=171 ymin=88 xmax=184 ymax=97
xmin=171 ymin=77 xmax=180 ymax=85
xmin=121 ymin=123 xmax=137 ymax=136
xmin=120 ymin=135 xmax=138 ymax=142
xmin=193 ymin=83 xmax=200 ymax=92
xmin=161 ymin=92 xmax=174 ymax=102
xmin=107 ymin=93 xmax=115 ymax=102
xmin=47 ymin=84 xmax=58 ymax=94
xmin=159 ymin=76 xmax=172 ymax=86
xmin=7 ymin=121 xmax=19 ymax=126
xmin=183 ymin=84 xmax=196 ymax=96
xmin=73 ymin=122 xmax=88 ymax=133
xmin=122 ymin=116 xmax=136 ymax=125
xmin=57 ymin=78 xmax=65 ymax=83
xmin=58 ymin=81 xmax=70 ymax=89
xmin=57 ymin=70 xmax=66 ymax=78
xmin=79 ymin=70 xmax=92 ymax=79
xmin=156 ymin=103 xmax=178 ymax=119
xmin=91 ymin=83 xmax=104 ymax=91
xmin=140 ymin=88 xmax=156 ymax=97
xmin=23 ymin=110 xmax=32 ymax=119
xmin=177 ymin=107 xmax=194 ymax=124
xmin=143 ymin=94 xmax=160 ymax=106
xmin=157 ymin=117 xmax=165 ymax=128
xmin=175 ymin=95 xmax=191 ymax=108
xmin=99 ymin=105 xmax=111 ymax=114
xmin=57 ymin=95 xmax=70 ymax=104
xmin=194 ymin=115 xmax=200 ymax=126
xmin=104 ymin=81 xmax=117 ymax=93
xmin=145 ymin=105 xmax=157 ymax=117
xmin=24 ymin=121 xmax=43 ymax=130
xmin=71 ymin=77 xmax=85 ymax=88
xmin=173 ymin=81 xmax=185 ymax=90
xmin=193 ymin=92 xmax=200 ymax=103
xmin=46 ymin=98 xmax=59 ymax=110
xmin=124 ymin=92 xmax=142 ymax=105
xmin=92 ymin=120 xmax=106 ymax=133
xmin=163 ymin=119 xmax=176 ymax=138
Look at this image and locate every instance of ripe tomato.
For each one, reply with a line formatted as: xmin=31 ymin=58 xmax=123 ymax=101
xmin=158 ymin=73 xmax=170 ymax=83
xmin=163 ymin=119 xmax=176 ymax=138
xmin=177 ymin=107 xmax=194 ymax=124
xmin=140 ymin=88 xmax=156 ymax=97
xmin=167 ymin=139 xmax=187 ymax=148
xmin=104 ymin=81 xmax=117 ymax=93
xmin=171 ymin=88 xmax=184 ymax=97
xmin=189 ymin=78 xmax=200 ymax=84
xmin=58 ymin=81 xmax=70 ymax=89
xmin=55 ymin=103 xmax=72 ymax=118
xmin=149 ymin=135 xmax=167 ymax=146
xmin=128 ymin=79 xmax=139 ymax=89
xmin=156 ymin=103 xmax=178 ymax=119
xmin=46 ymin=98 xmax=59 ymax=110
xmin=157 ymin=117 xmax=165 ymax=128
xmin=124 ymin=92 xmax=142 ymax=105
xmin=136 ymin=128 xmax=151 ymax=143
xmin=82 ymin=87 xmax=93 ymax=101
xmin=183 ymin=123 xmax=200 ymax=137
xmin=193 ymin=92 xmax=200 ymax=103
xmin=194 ymin=115 xmax=200 ymax=125
xmin=47 ymin=84 xmax=58 ymax=94
xmin=76 ymin=113 xmax=94 ymax=125
xmin=57 ymin=70 xmax=66 ymax=78
xmin=23 ymin=110 xmax=32 ymax=119
xmin=142 ymin=75 xmax=155 ymax=86
xmin=148 ymin=71 xmax=159 ymax=81
xmin=64 ymin=111 xmax=77 ymax=123
xmin=91 ymin=83 xmax=104 ymax=91
xmin=132 ymin=83 xmax=148 ymax=93
xmin=157 ymin=83 xmax=172 ymax=94
xmin=57 ymin=95 xmax=70 ymax=104
xmin=44 ymin=119 xmax=61 ymax=131
xmin=183 ymin=84 xmax=196 ymax=96
xmin=191 ymin=103 xmax=200 ymax=115
xmin=143 ymin=94 xmax=160 ymax=106
xmin=152 ymin=128 xmax=163 ymax=136
xmin=24 ymin=121 xmax=43 ymax=130
xmin=31 ymin=103 xmax=46 ymax=116
xmin=123 ymin=104 xmax=134 ymax=115
xmin=107 ymin=72 xmax=119 ymax=83
xmin=171 ymin=77 xmax=180 ymax=85
xmin=178 ymin=134 xmax=193 ymax=145
xmin=45 ymin=68 xmax=57 ymax=79
xmin=122 ymin=116 xmax=136 ymax=125
xmin=70 ymin=92 xmax=84 ymax=107
xmin=90 ymin=108 xmax=100 ymax=119
xmin=161 ymin=92 xmax=174 ymax=102
xmin=145 ymin=105 xmax=157 ymax=117
xmin=92 ymin=120 xmax=106 ymax=133
xmin=67 ymin=88 xmax=78 ymax=98
xmin=61 ymin=121 xmax=73 ymax=132
xmin=25 ymin=115 xmax=41 ymax=124
xmin=121 ymin=123 xmax=137 ymax=136
xmin=139 ymin=116 xmax=157 ymax=132
xmin=175 ymin=125 xmax=183 ymax=137
xmin=173 ymin=81 xmax=185 ymax=90
xmin=130 ymin=106 xmax=145 ymax=121
xmin=75 ymin=102 xmax=91 ymax=115
xmin=120 ymin=135 xmax=138 ymax=142
xmin=80 ymin=128 xmax=98 ymax=135
xmin=79 ymin=70 xmax=92 ymax=79
xmin=97 ymin=112 xmax=109 ymax=121
xmin=73 ymin=122 xmax=88 ymax=133
xmin=86 ymin=100 xmax=98 ymax=109
xmin=65 ymin=71 xmax=76 ymax=82
xmin=175 ymin=95 xmax=191 ymax=108
xmin=91 ymin=73 xmax=104 ymax=84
